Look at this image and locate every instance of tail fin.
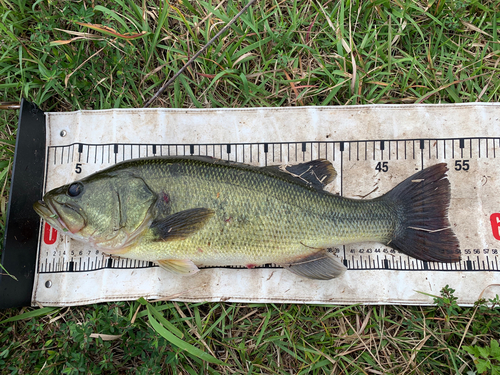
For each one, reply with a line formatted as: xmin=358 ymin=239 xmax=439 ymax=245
xmin=382 ymin=163 xmax=460 ymax=263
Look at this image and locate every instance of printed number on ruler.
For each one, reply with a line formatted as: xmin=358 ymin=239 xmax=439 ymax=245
xmin=454 ymin=160 xmax=470 ymax=171
xmin=491 ymin=214 xmax=500 ymax=241
xmin=44 ymin=223 xmax=57 ymax=245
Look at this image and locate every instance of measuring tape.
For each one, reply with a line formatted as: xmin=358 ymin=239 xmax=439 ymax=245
xmin=38 ymin=136 xmax=500 ymax=274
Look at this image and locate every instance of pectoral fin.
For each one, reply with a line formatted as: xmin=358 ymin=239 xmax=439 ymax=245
xmin=280 ymin=249 xmax=347 ymax=280
xmin=157 ymin=259 xmax=200 ymax=275
xmin=151 ymin=208 xmax=214 ymax=241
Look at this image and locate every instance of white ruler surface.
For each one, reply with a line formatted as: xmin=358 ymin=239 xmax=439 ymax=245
xmin=33 ymin=104 xmax=500 ymax=306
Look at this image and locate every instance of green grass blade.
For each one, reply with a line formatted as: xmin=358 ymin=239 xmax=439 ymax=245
xmin=0 ymin=262 xmax=18 ymax=281
xmin=93 ymin=5 xmax=134 ymax=31
xmin=147 ymin=307 xmax=226 ymax=366
xmin=0 ymin=307 xmax=59 ymax=324
xmin=145 ymin=303 xmax=184 ymax=339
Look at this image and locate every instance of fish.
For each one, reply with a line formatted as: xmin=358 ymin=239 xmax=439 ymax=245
xmin=33 ymin=157 xmax=460 ymax=280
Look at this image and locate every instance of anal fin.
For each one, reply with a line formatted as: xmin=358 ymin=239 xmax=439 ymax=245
xmin=280 ymin=250 xmax=346 ymax=280
xmin=157 ymin=259 xmax=200 ymax=275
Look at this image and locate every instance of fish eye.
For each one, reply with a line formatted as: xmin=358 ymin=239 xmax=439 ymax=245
xmin=67 ymin=182 xmax=83 ymax=197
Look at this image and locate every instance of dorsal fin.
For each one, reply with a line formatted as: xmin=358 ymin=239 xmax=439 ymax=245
xmin=155 ymin=156 xmax=336 ymax=191
xmin=264 ymin=159 xmax=337 ymax=191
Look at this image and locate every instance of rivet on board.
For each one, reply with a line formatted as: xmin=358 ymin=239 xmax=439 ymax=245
xmin=60 ymin=130 xmax=67 ymax=137
xmin=45 ymin=280 xmax=52 ymax=288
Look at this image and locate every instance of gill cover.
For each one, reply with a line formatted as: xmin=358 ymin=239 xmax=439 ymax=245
xmin=89 ymin=175 xmax=158 ymax=250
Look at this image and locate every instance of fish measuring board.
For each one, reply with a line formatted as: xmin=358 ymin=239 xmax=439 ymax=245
xmin=39 ymin=137 xmax=500 ymax=275
xmin=15 ymin=104 xmax=498 ymax=307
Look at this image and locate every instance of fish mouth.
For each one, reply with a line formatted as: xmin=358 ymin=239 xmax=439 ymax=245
xmin=33 ymin=200 xmax=62 ymax=229
xmin=33 ymin=199 xmax=86 ymax=234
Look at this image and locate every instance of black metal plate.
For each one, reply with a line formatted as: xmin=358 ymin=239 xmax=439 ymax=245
xmin=0 ymin=99 xmax=45 ymax=309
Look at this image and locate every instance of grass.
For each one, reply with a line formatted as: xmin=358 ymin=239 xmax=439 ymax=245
xmin=1 ymin=292 xmax=500 ymax=373
xmin=1 ymin=0 xmax=500 ymax=373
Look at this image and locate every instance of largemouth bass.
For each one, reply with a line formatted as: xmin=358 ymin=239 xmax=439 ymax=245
xmin=33 ymin=157 xmax=460 ymax=280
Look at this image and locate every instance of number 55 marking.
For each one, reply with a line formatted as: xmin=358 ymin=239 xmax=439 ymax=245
xmin=454 ymin=160 xmax=470 ymax=171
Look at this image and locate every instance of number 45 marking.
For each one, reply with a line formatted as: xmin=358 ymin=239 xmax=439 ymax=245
xmin=375 ymin=162 xmax=388 ymax=172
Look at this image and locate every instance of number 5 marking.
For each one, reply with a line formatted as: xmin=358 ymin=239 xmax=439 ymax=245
xmin=491 ymin=213 xmax=500 ymax=241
